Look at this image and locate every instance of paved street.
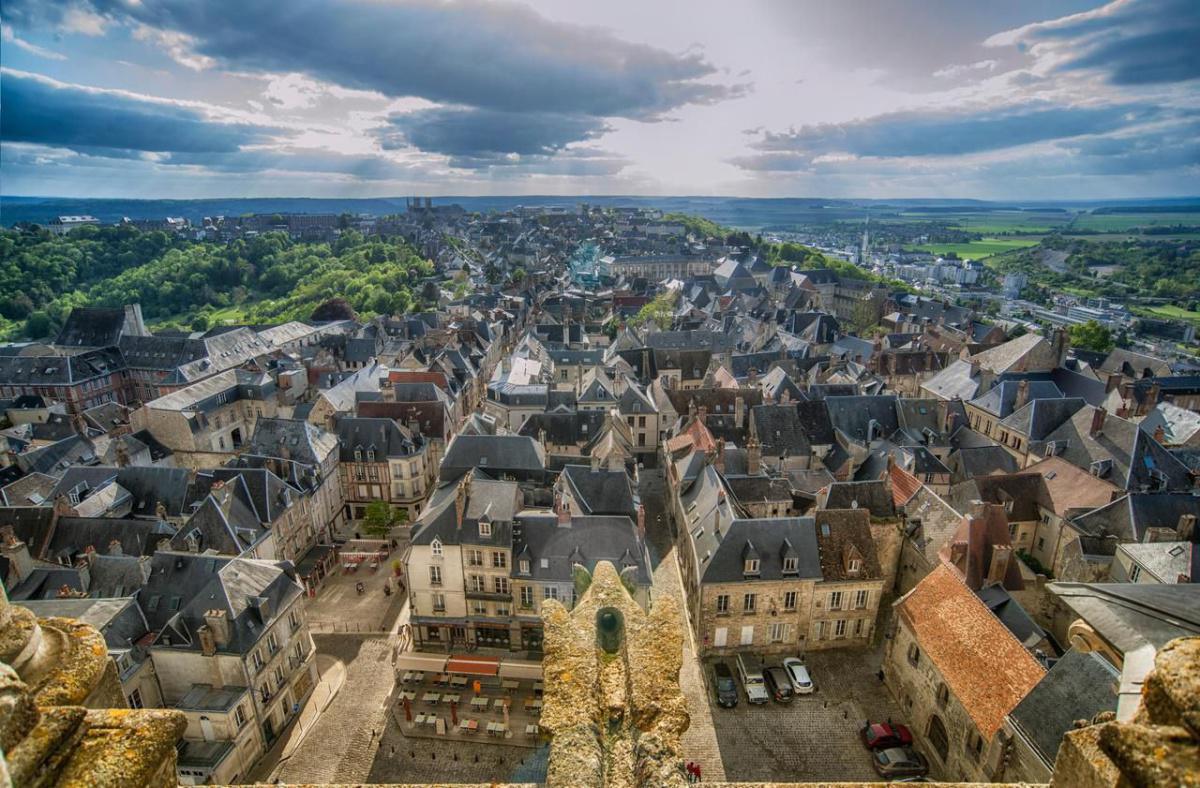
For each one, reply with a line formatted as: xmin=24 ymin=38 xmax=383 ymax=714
xmin=274 ymin=635 xmax=397 ymax=784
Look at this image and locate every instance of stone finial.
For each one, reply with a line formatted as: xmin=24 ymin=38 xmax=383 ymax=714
xmin=542 ymin=561 xmax=690 ymax=788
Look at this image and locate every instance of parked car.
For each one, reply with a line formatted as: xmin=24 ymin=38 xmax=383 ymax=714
xmin=735 ymin=654 xmax=770 ymax=704
xmin=860 ymin=721 xmax=914 ymax=750
xmin=712 ymin=662 xmax=739 ymax=708
xmin=872 ymin=747 xmax=928 ymax=780
xmin=763 ymin=667 xmax=795 ymax=703
xmin=782 ymin=657 xmax=814 ymax=694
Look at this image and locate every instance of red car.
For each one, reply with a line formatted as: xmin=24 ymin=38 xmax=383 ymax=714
xmin=860 ymin=722 xmax=914 ymax=750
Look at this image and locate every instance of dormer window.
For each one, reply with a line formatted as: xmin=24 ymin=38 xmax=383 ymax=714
xmin=519 ymin=559 xmax=530 ymax=574
xmin=783 ymin=557 xmax=798 ymax=574
xmin=366 ymin=448 xmax=375 ymax=462
xmin=744 ymin=558 xmax=760 ymax=575
xmin=430 ymin=538 xmax=443 ymax=557
xmin=479 ymin=520 xmax=492 ymax=537
xmin=848 ymin=558 xmax=862 ymax=574
xmin=354 ymin=447 xmax=362 ymax=461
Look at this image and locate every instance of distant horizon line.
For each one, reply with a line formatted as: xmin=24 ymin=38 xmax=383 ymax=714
xmin=4 ymin=193 xmax=1199 ymax=205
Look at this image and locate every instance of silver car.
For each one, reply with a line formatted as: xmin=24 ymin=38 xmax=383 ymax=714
xmin=782 ymin=657 xmax=814 ymax=694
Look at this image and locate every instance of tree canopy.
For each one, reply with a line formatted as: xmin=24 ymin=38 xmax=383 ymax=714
xmin=1068 ymin=319 xmax=1115 ymax=353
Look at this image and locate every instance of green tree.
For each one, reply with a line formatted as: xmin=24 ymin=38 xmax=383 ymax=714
xmin=191 ymin=313 xmax=210 ymax=332
xmin=361 ymin=500 xmax=408 ymax=538
xmin=24 ymin=311 xmax=53 ymax=339
xmin=511 ymin=267 xmax=526 ymax=283
xmin=1068 ymin=319 xmax=1115 ymax=353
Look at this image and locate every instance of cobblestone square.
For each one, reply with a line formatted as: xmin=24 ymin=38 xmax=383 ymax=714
xmin=705 ymin=646 xmax=908 ymax=782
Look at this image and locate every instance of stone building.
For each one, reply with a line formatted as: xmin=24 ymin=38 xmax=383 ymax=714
xmin=336 ymin=416 xmax=433 ymax=522
xmin=883 ymin=564 xmax=1045 ymax=782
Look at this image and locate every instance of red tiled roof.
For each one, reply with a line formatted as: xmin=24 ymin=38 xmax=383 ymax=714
xmin=896 ymin=565 xmax=1044 ymax=738
xmin=888 ymin=462 xmax=922 ymax=507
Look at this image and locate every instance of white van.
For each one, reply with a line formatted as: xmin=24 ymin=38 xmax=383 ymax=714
xmin=736 ymin=653 xmax=770 ymax=704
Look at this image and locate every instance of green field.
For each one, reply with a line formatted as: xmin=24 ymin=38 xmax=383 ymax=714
xmin=1135 ymin=305 xmax=1200 ymax=324
xmin=1071 ymin=212 xmax=1200 ymax=232
xmin=895 ymin=210 xmax=1072 ymax=234
xmin=914 ymin=237 xmax=1042 ymax=260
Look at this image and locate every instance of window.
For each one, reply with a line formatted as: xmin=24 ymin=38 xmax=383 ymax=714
xmin=127 ymin=688 xmax=144 ymax=709
xmin=927 ymin=716 xmax=950 ymax=762
xmin=521 ymin=586 xmax=534 ymax=607
xmin=473 ymin=601 xmax=488 ymax=616
xmin=854 ymin=618 xmax=864 ymax=637
xmin=543 ymin=586 xmax=560 ymax=601
xmin=479 ymin=521 xmax=492 ymax=537
xmin=744 ymin=558 xmax=760 ymax=575
xmin=1037 ymin=537 xmax=1046 ymax=550
xmin=468 ymin=549 xmax=483 ymax=567
xmin=848 ymin=559 xmax=862 ymax=573
xmin=854 ymin=589 xmax=869 ymax=609
xmin=834 ymin=619 xmax=847 ymax=638
xmin=907 ymin=643 xmax=921 ymax=667
xmin=815 ymin=620 xmax=826 ymax=640
xmin=496 ymin=605 xmax=510 ymax=617
xmin=966 ymin=731 xmax=984 ymax=760
xmin=146 ymin=595 xmax=161 ymax=612
xmin=267 ymin=632 xmax=279 ymax=654
xmin=289 ymin=609 xmax=301 ymax=633
xmin=234 ymin=703 xmax=247 ymax=729
xmin=828 ymin=591 xmax=843 ymax=610
xmin=469 ymin=575 xmax=484 ymax=592
xmin=715 ymin=594 xmax=729 ymax=614
xmin=768 ymin=623 xmax=788 ymax=643
xmin=492 ymin=552 xmax=507 ymax=569
xmin=252 ymin=650 xmax=265 ymax=672
xmin=936 ymin=682 xmax=950 ymax=708
xmin=519 ymin=559 xmax=530 ymax=574
xmin=430 ymin=539 xmax=443 ymax=557
xmin=494 ymin=577 xmax=510 ymax=595
xmin=742 ymin=593 xmax=757 ymax=613
xmin=782 ymin=557 xmax=798 ymax=574
xmin=1130 ymin=564 xmax=1142 ymax=582
xmin=274 ymin=665 xmax=285 ymax=690
xmin=429 ymin=566 xmax=442 ymax=586
xmin=783 ymin=590 xmax=798 ymax=611
xmin=432 ymin=592 xmax=446 ymax=612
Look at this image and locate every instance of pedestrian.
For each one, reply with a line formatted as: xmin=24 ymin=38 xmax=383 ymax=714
xmin=695 ymin=762 xmax=702 ymax=782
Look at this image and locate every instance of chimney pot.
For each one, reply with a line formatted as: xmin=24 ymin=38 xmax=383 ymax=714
xmin=1090 ymin=407 xmax=1107 ymax=437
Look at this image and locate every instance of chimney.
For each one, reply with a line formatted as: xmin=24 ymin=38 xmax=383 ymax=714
xmin=455 ymin=475 xmax=469 ymax=528
xmin=715 ymin=438 xmax=726 ymax=473
xmin=1153 ymin=424 xmax=1166 ymax=444
xmin=949 ymin=540 xmax=968 ymax=568
xmin=1051 ymin=327 xmax=1069 ymax=366
xmin=591 ymin=452 xmax=601 ymax=472
xmin=734 ymin=396 xmax=745 ymax=426
xmin=198 ymin=625 xmax=217 ymax=657
xmin=697 ymin=405 xmax=707 ymax=424
xmin=637 ymin=504 xmax=646 ymax=539
xmin=987 ymin=544 xmax=1013 ymax=587
xmin=1015 ymin=380 xmax=1030 ymax=412
xmin=747 ymin=434 xmax=761 ymax=476
xmin=1105 ymin=373 xmax=1123 ymax=393
xmin=557 ymin=498 xmax=571 ymax=527
xmin=969 ymin=360 xmax=981 ymax=379
xmin=108 ymin=539 xmax=123 ymax=556
xmin=1178 ymin=514 xmax=1197 ymax=542
xmin=1089 ymin=407 xmax=1107 ymax=437
xmin=203 ymin=609 xmax=230 ymax=648
xmin=1145 ymin=382 xmax=1162 ymax=413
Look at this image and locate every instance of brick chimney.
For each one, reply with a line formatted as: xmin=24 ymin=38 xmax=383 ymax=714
xmin=1178 ymin=514 xmax=1196 ymax=542
xmin=1090 ymin=407 xmax=1107 ymax=437
xmin=637 ymin=504 xmax=646 ymax=539
xmin=1015 ymin=380 xmax=1030 ymax=412
xmin=734 ymin=396 xmax=745 ymax=426
xmin=557 ymin=497 xmax=571 ymax=527
xmin=987 ymin=544 xmax=1013 ymax=587
xmin=1145 ymin=382 xmax=1162 ymax=414
xmin=714 ymin=438 xmax=726 ymax=473
xmin=198 ymin=625 xmax=217 ymax=657
xmin=747 ymin=434 xmax=761 ymax=476
xmin=203 ymin=609 xmax=230 ymax=648
xmin=1154 ymin=424 xmax=1166 ymax=444
xmin=108 ymin=539 xmax=123 ymax=556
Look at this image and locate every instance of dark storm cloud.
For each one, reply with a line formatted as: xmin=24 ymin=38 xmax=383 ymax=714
xmin=732 ymin=102 xmax=1166 ymax=171
xmin=992 ymin=0 xmax=1200 ymax=85
xmin=5 ymin=0 xmax=742 ymax=119
xmin=0 ymin=68 xmax=274 ymax=154
xmin=376 ymin=108 xmax=609 ymax=165
xmin=161 ymin=149 xmax=429 ymax=180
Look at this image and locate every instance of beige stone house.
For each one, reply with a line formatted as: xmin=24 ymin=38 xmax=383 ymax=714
xmin=883 ymin=564 xmax=1044 ymax=783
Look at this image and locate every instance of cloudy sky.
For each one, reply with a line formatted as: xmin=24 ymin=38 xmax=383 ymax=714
xmin=1 ymin=0 xmax=1197 ymax=199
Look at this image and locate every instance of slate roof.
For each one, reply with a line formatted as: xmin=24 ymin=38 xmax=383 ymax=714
xmin=813 ymin=509 xmax=882 ymax=581
xmin=921 ymin=359 xmax=982 ymax=401
xmin=1007 ymin=649 xmax=1119 ymax=767
xmin=410 ymin=472 xmax=521 ymax=547
xmin=336 ymin=417 xmax=423 ymax=461
xmin=55 ymin=307 xmax=130 ymax=347
xmin=750 ymin=405 xmax=812 ymax=457
xmin=560 ymin=465 xmax=636 ymax=516
xmin=970 ymin=380 xmax=1063 ymax=419
xmin=1045 ymin=582 xmax=1200 ymax=655
xmin=819 ymin=480 xmax=897 ymax=518
xmin=697 ymin=517 xmax=822 ymax=584
xmin=825 ymin=395 xmax=899 ymax=443
xmin=0 ymin=348 xmax=125 ymax=387
xmin=1071 ymin=493 xmax=1200 ymax=545
xmin=1036 ymin=407 xmax=1193 ymax=491
xmin=511 ymin=514 xmax=652 ymax=587
xmin=896 ymin=565 xmax=1045 ymax=738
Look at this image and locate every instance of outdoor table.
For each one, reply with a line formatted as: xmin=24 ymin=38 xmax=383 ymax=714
xmin=398 ymin=691 xmax=415 ymax=701
xmin=450 ymin=675 xmax=468 ymax=688
xmin=500 ymin=679 xmax=519 ymax=691
xmin=470 ymin=697 xmax=488 ymax=711
xmin=433 ymin=673 xmax=450 ymax=686
xmin=525 ymin=723 xmax=539 ymax=736
xmin=422 ymin=692 xmax=440 ymax=705
xmin=401 ymin=671 xmax=414 ymax=683
xmin=487 ymin=722 xmax=506 ymax=736
xmin=533 ymin=681 xmax=544 ymax=695
xmin=458 ymin=718 xmax=471 ymax=731
xmin=524 ymin=698 xmax=542 ymax=713
xmin=414 ymin=713 xmax=427 ymax=725
xmin=493 ymin=698 xmax=508 ymax=711
xmin=410 ymin=671 xmax=424 ymax=683
xmin=442 ymin=693 xmax=460 ymax=705
xmin=424 ymin=715 xmax=438 ymax=727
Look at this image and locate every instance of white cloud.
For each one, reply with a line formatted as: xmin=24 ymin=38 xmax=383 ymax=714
xmin=1 ymin=24 xmax=67 ymax=59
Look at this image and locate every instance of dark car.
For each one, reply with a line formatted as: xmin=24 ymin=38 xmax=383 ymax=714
xmin=860 ymin=721 xmax=914 ymax=750
xmin=712 ymin=662 xmax=738 ymax=708
xmin=872 ymin=747 xmax=928 ymax=780
xmin=763 ymin=666 xmax=795 ymax=703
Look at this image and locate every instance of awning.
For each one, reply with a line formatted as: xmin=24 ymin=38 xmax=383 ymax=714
xmin=446 ymin=655 xmax=501 ymax=676
xmin=497 ymin=659 xmax=543 ymax=681
xmin=394 ymin=652 xmax=448 ymax=672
